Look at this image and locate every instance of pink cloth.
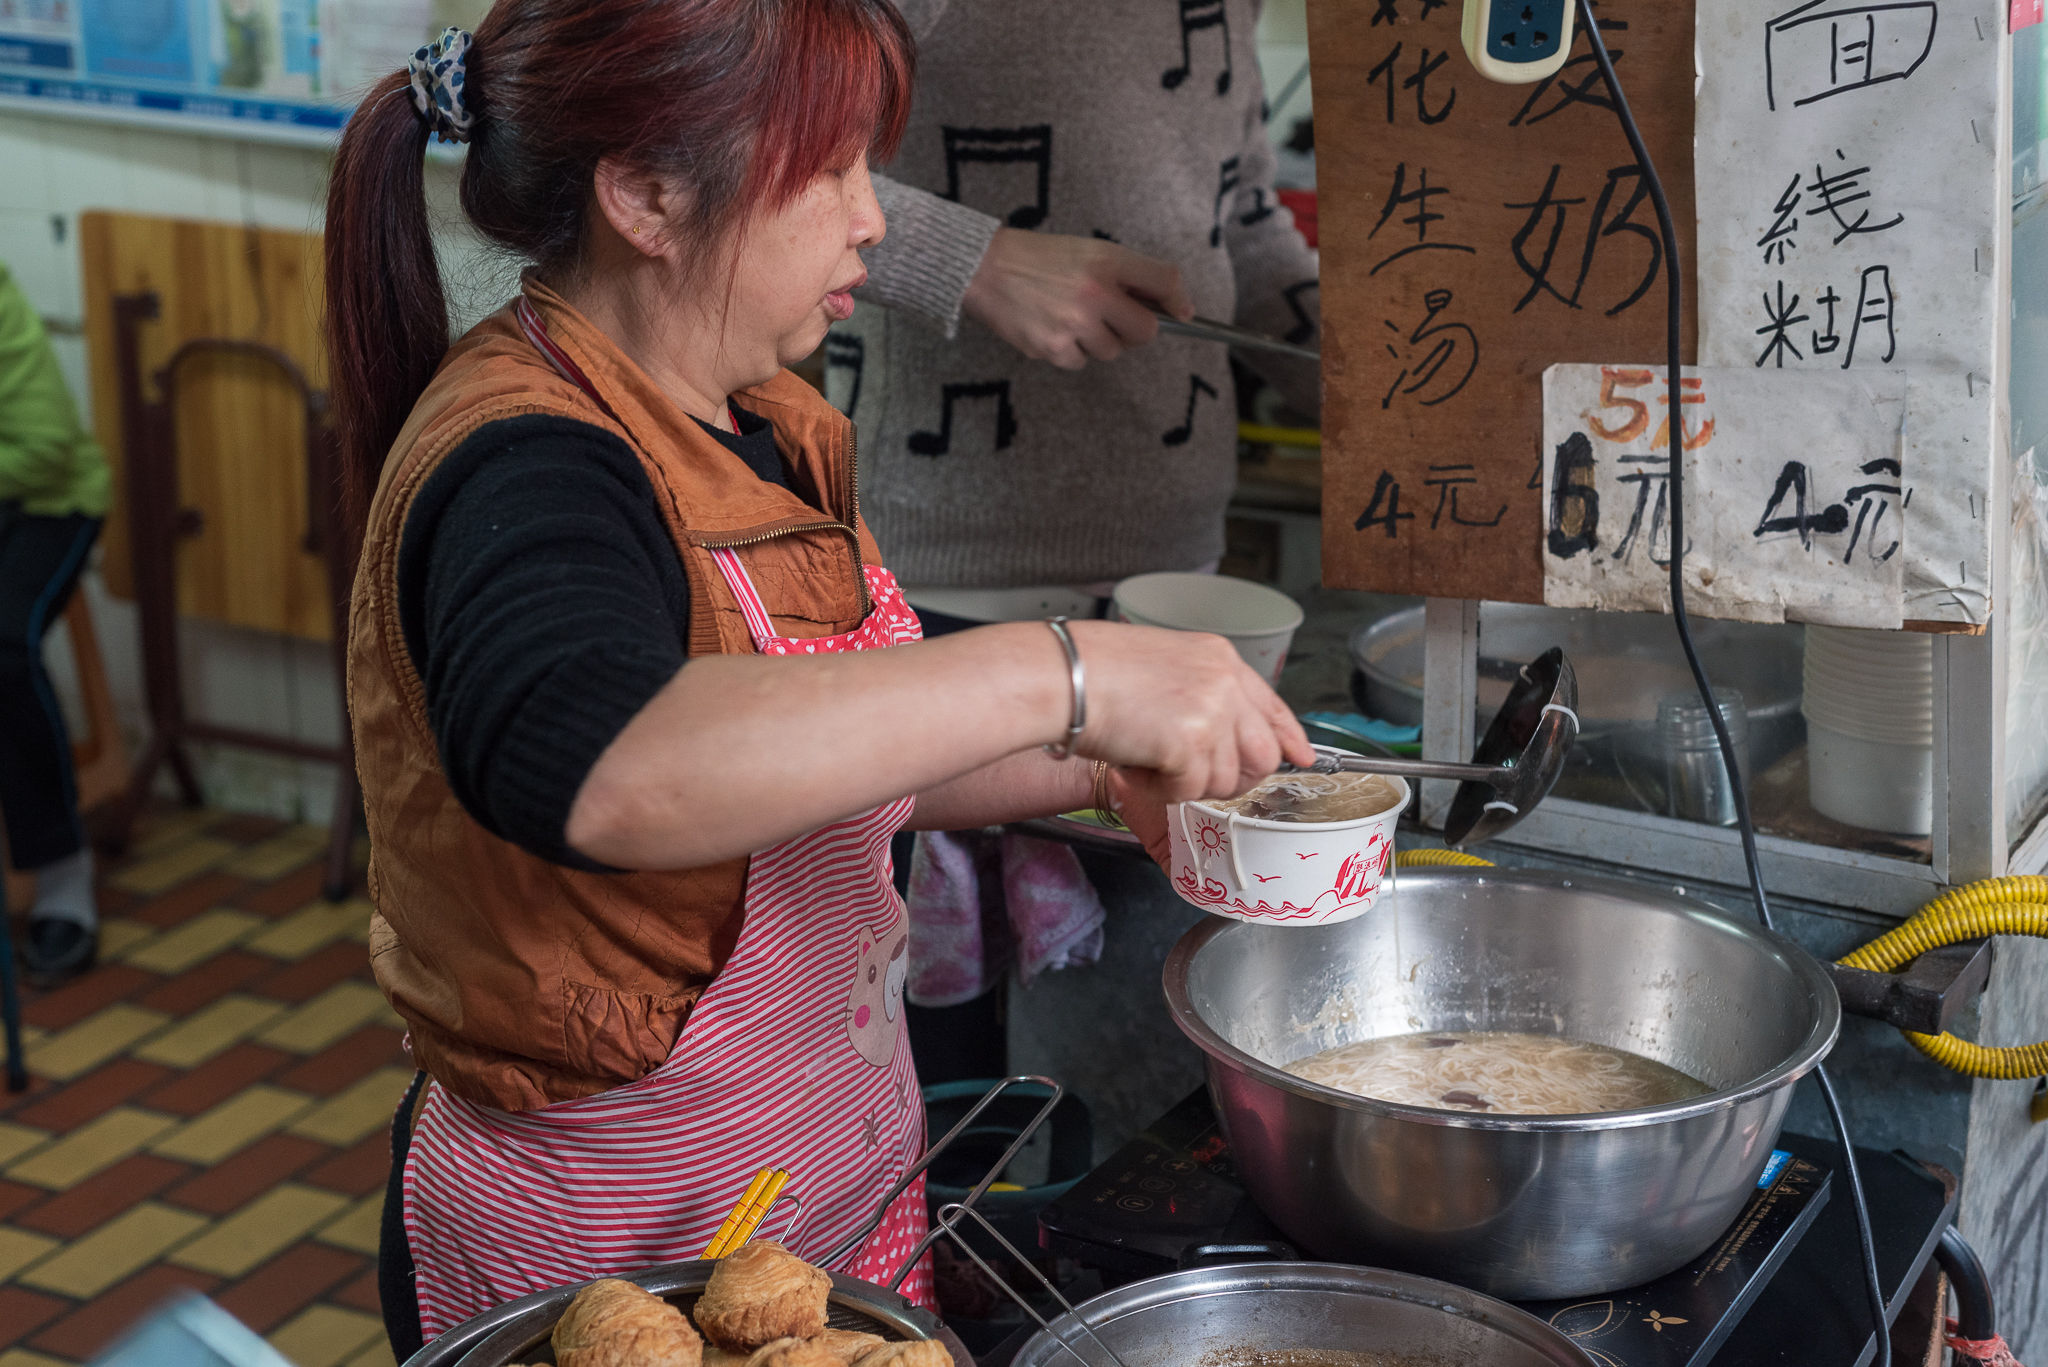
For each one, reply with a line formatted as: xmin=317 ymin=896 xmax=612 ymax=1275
xmin=906 ymin=829 xmax=1106 ymax=1008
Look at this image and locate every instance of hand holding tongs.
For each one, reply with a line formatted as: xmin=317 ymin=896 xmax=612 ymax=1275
xmin=1152 ymin=309 xmax=1319 ymax=362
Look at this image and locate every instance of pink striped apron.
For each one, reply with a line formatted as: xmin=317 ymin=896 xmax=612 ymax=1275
xmin=401 ymin=304 xmax=933 ymax=1341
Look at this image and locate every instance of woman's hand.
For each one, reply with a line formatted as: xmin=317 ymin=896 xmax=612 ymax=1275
xmin=1066 ymin=621 xmax=1313 ymax=803
xmin=1108 ymin=769 xmax=1174 ymax=869
xmin=961 ymin=229 xmax=1194 ymax=369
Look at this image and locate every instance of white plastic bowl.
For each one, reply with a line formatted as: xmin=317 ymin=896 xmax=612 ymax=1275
xmin=1800 ymin=671 xmax=1935 ymax=744
xmin=1802 ymin=658 xmax=1932 ymax=693
xmin=1800 ymin=623 xmax=1936 ymax=752
xmin=1807 ymin=719 xmax=1933 ymax=834
xmin=1113 ymin=572 xmax=1305 ymax=686
xmin=1805 ymin=625 xmax=1936 ymax=664
xmin=1165 ymin=754 xmax=1409 ymax=927
xmin=1800 ymin=699 xmax=1934 ymax=746
xmin=1801 ymin=652 xmax=1933 ymax=689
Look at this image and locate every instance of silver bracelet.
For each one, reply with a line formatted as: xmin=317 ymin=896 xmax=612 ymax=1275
xmin=1042 ymin=616 xmax=1086 ymax=759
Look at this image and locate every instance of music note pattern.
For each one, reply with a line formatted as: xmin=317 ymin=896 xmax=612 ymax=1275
xmin=1238 ymin=186 xmax=1277 ymax=230
xmin=908 ymin=380 xmax=1020 ymax=457
xmin=1162 ymin=374 xmax=1220 ymax=446
xmin=824 ymin=334 xmax=865 ymax=419
xmin=940 ymin=125 xmax=1053 ymax=229
xmin=854 ymin=1 xmax=1305 ymax=511
xmin=1162 ymin=0 xmax=1232 ymax=95
xmin=1210 ymin=157 xmax=1241 ymax=247
xmin=1281 ymin=280 xmax=1319 ymax=345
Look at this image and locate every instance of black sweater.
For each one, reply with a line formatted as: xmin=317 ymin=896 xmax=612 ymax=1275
xmin=395 ymin=409 xmax=791 ymax=868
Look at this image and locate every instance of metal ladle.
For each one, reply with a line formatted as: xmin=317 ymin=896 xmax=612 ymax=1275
xmin=1279 ymin=647 xmax=1580 ymax=846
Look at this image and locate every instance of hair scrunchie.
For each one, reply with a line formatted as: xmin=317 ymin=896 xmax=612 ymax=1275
xmin=407 ymin=27 xmax=473 ymax=143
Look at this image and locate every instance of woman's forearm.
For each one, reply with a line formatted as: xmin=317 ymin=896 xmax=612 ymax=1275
xmin=566 ymin=622 xmax=1070 ymax=869
xmin=907 ymin=750 xmax=1095 ymax=832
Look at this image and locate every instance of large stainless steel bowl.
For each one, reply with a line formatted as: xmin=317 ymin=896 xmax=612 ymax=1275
xmin=1162 ymin=869 xmax=1839 ymax=1299
xmin=1010 ymin=1262 xmax=1596 ymax=1367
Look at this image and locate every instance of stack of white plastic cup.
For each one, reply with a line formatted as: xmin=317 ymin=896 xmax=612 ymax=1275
xmin=1800 ymin=625 xmax=1934 ymax=835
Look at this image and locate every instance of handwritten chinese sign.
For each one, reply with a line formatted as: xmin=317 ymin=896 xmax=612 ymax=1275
xmin=1542 ymin=365 xmax=1909 ymax=624
xmin=1694 ymin=0 xmax=2005 ymax=626
xmin=1309 ymin=0 xmax=1696 ymax=603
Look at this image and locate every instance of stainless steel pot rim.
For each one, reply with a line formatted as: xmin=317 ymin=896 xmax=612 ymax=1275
xmin=1161 ymin=867 xmax=1841 ymax=1134
xmin=1017 ymin=1260 xmax=1586 ymax=1356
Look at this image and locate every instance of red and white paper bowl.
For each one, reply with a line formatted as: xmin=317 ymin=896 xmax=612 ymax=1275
xmin=1165 ymin=758 xmax=1408 ymax=927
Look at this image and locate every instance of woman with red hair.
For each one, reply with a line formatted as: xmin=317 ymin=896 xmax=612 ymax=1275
xmin=326 ymin=0 xmax=1309 ymax=1353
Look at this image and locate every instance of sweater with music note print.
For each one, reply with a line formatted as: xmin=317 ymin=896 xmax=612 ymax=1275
xmin=828 ymin=0 xmax=1321 ymax=591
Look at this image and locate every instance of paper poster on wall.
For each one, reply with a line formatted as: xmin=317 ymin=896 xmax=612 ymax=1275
xmin=1541 ymin=364 xmax=1909 ymax=625
xmin=1693 ymin=0 xmax=2006 ymax=626
xmin=0 ymin=0 xmax=487 ymax=144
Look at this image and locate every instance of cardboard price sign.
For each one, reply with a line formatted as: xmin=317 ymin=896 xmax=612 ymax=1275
xmin=1309 ymin=0 xmax=1696 ymax=602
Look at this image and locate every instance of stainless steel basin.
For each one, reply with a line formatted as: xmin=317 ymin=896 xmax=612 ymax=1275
xmin=1010 ymin=1263 xmax=1596 ymax=1367
xmin=1162 ymin=869 xmax=1839 ymax=1299
xmin=1348 ymin=606 xmax=1806 ymax=814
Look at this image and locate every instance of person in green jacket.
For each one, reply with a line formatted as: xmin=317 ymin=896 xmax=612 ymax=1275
xmin=0 ymin=262 xmax=109 ymax=987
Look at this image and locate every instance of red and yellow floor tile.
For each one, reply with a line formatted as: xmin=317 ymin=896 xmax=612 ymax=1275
xmin=1 ymin=810 xmax=403 ymax=1367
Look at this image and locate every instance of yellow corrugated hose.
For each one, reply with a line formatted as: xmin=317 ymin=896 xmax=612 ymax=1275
xmin=1393 ymin=856 xmax=2044 ymax=1079
xmin=1836 ymin=875 xmax=2048 ymax=1079
xmin=1395 ymin=849 xmax=1496 ymax=868
xmin=1238 ymin=423 xmax=1321 ymax=449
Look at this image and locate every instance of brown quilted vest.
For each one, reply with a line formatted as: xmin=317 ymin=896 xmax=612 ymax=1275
xmin=348 ymin=279 xmax=886 ymax=1112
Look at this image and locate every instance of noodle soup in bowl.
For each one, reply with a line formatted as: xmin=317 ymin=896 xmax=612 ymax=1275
xmin=1165 ymin=749 xmax=1409 ymax=927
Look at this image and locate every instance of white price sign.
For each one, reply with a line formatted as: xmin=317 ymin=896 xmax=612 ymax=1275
xmin=1541 ymin=364 xmax=1908 ymax=626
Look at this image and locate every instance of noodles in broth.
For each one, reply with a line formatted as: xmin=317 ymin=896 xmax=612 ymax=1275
xmin=1285 ymin=1030 xmax=1710 ymax=1115
xmin=1210 ymin=772 xmax=1404 ymax=823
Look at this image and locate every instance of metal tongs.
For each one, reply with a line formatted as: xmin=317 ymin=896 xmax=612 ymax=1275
xmin=926 ymin=1202 xmax=1140 ymax=1367
xmin=819 ymin=1075 xmax=1068 ymax=1290
xmin=1279 ymin=647 xmax=1581 ymax=846
xmin=1152 ymin=309 xmax=1320 ymax=363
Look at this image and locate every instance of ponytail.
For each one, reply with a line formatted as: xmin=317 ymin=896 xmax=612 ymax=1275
xmin=325 ymin=73 xmax=447 ymax=538
xmin=323 ymin=0 xmax=914 ymax=544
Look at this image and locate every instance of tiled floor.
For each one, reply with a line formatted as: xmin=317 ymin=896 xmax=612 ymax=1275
xmin=0 ymin=810 xmax=403 ymax=1367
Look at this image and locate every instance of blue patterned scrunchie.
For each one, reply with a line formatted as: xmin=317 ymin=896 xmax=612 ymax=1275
xmin=407 ymin=27 xmax=473 ymax=143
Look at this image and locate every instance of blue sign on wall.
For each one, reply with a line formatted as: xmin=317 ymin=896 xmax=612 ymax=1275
xmin=0 ymin=0 xmax=484 ymax=145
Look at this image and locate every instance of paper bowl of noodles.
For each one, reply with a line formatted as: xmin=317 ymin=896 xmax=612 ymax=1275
xmin=1165 ymin=749 xmax=1410 ymax=927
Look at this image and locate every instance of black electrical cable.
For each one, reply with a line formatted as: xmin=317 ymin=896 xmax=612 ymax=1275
xmin=1570 ymin=6 xmax=1892 ymax=1363
xmin=1935 ymin=1225 xmax=1999 ymax=1342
